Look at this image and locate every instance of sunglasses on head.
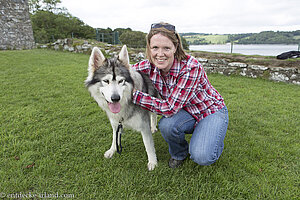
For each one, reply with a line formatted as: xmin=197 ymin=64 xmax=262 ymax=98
xmin=151 ymin=23 xmax=176 ymax=31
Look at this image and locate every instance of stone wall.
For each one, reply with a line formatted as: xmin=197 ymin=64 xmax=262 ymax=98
xmin=199 ymin=58 xmax=300 ymax=85
xmin=38 ymin=38 xmax=145 ymax=63
xmin=37 ymin=39 xmax=300 ymax=85
xmin=0 ymin=0 xmax=35 ymax=50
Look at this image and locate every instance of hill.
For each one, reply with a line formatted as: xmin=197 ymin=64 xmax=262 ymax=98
xmin=183 ymin=30 xmax=300 ymax=45
xmin=233 ymin=30 xmax=300 ymax=44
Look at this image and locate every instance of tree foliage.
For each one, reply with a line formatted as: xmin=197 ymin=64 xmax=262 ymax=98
xmin=31 ymin=11 xmax=95 ymax=43
xmin=231 ymin=31 xmax=300 ymax=44
xmin=180 ymin=36 xmax=189 ymax=50
xmin=29 ymin=0 xmax=95 ymax=43
xmin=119 ymin=31 xmax=146 ymax=48
xmin=185 ymin=31 xmax=300 ymax=45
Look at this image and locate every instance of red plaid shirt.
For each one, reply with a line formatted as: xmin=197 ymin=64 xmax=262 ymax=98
xmin=132 ymin=55 xmax=225 ymax=124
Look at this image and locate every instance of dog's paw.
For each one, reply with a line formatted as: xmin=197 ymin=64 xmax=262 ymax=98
xmin=104 ymin=149 xmax=115 ymax=158
xmin=151 ymin=127 xmax=157 ymax=134
xmin=147 ymin=162 xmax=158 ymax=171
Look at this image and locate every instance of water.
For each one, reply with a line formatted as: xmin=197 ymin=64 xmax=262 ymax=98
xmin=189 ymin=44 xmax=299 ymax=56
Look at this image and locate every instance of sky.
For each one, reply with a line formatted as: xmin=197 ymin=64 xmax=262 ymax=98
xmin=59 ymin=0 xmax=300 ymax=34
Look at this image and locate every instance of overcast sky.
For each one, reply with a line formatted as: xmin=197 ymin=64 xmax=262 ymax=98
xmin=59 ymin=0 xmax=300 ymax=34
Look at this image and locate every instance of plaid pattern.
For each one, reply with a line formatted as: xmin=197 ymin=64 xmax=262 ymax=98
xmin=132 ymin=55 xmax=225 ymax=124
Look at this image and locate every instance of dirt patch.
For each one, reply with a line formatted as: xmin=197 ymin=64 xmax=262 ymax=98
xmin=190 ymin=51 xmax=300 ymax=70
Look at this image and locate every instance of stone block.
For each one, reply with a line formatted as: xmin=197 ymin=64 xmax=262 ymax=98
xmin=248 ymin=65 xmax=268 ymax=71
xmin=228 ymin=62 xmax=247 ymax=68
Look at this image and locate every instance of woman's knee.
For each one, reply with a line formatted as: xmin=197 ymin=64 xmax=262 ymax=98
xmin=189 ymin=146 xmax=223 ymax=166
xmin=159 ymin=111 xmax=195 ymax=134
xmin=193 ymin=155 xmax=214 ymax=166
xmin=190 ymin=151 xmax=216 ymax=166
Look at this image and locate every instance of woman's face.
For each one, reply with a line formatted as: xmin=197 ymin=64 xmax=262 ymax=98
xmin=149 ymin=33 xmax=177 ymax=74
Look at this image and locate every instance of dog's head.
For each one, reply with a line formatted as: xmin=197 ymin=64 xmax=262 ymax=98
xmin=85 ymin=45 xmax=134 ymax=114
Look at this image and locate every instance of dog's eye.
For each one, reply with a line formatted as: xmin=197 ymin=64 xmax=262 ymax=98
xmin=118 ymin=80 xmax=125 ymax=84
xmin=102 ymin=80 xmax=109 ymax=84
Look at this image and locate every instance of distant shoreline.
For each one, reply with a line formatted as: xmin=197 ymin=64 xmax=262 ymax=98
xmin=189 ymin=44 xmax=299 ymax=56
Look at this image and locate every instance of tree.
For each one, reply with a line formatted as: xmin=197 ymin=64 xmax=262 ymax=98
xmin=114 ymin=28 xmax=132 ymax=37
xmin=31 ymin=10 xmax=95 ymax=43
xmin=119 ymin=31 xmax=147 ymax=48
xmin=180 ymin=36 xmax=189 ymax=50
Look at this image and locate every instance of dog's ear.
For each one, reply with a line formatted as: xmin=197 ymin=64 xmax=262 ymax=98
xmin=118 ymin=45 xmax=130 ymax=67
xmin=89 ymin=47 xmax=105 ymax=71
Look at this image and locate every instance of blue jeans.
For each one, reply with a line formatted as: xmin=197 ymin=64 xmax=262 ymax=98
xmin=158 ymin=106 xmax=229 ymax=165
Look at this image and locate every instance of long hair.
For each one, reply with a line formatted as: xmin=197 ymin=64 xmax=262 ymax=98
xmin=146 ymin=23 xmax=187 ymax=63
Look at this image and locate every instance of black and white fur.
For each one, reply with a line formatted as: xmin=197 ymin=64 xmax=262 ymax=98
xmin=85 ymin=45 xmax=158 ymax=171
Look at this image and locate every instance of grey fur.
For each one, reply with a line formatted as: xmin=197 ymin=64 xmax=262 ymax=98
xmin=85 ymin=45 xmax=158 ymax=171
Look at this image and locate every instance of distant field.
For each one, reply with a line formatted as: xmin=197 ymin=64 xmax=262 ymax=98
xmin=293 ymin=35 xmax=300 ymax=40
xmin=183 ymin=34 xmax=229 ymax=44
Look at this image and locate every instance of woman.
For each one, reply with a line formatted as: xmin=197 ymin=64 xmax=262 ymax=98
xmin=132 ymin=22 xmax=229 ymax=168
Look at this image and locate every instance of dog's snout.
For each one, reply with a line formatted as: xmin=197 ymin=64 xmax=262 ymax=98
xmin=111 ymin=94 xmax=120 ymax=102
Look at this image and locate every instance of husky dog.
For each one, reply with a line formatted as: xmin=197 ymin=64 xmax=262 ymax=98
xmin=85 ymin=45 xmax=158 ymax=171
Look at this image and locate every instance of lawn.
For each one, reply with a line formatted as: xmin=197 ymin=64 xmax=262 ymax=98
xmin=0 ymin=49 xmax=299 ymax=199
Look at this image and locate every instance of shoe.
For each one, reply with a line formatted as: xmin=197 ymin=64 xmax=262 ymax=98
xmin=168 ymin=158 xmax=185 ymax=168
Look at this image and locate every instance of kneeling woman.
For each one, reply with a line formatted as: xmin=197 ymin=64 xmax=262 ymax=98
xmin=132 ymin=22 xmax=229 ymax=168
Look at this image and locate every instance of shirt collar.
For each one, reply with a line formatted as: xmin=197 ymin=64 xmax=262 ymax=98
xmin=168 ymin=58 xmax=181 ymax=77
xmin=152 ymin=58 xmax=183 ymax=77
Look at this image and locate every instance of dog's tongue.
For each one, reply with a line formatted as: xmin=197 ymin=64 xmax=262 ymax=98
xmin=108 ymin=102 xmax=121 ymax=113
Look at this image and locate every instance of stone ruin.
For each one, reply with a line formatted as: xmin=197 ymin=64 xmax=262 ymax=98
xmin=0 ymin=0 xmax=35 ymax=50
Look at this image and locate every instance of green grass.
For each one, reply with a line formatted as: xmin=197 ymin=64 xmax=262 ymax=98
xmin=184 ymin=34 xmax=229 ymax=44
xmin=293 ymin=35 xmax=300 ymax=40
xmin=0 ymin=49 xmax=299 ymax=199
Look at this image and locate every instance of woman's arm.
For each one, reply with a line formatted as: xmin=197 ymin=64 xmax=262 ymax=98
xmin=133 ymin=64 xmax=202 ymax=117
